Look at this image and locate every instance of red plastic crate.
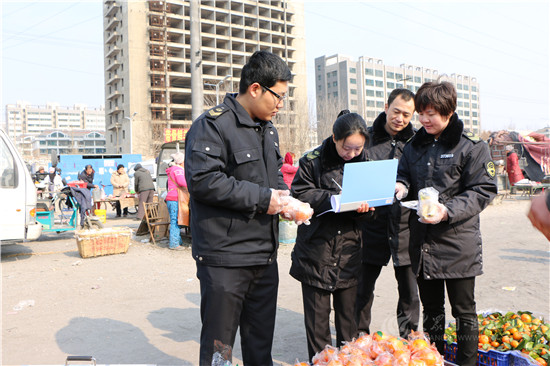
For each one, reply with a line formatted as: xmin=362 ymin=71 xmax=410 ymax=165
xmin=67 ymin=180 xmax=88 ymax=188
xmin=444 ymin=342 xmax=510 ymax=366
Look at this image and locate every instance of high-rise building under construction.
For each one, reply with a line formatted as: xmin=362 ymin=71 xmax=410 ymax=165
xmin=103 ymin=0 xmax=307 ymax=157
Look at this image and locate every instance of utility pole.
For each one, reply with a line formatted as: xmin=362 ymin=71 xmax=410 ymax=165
xmin=205 ymin=75 xmax=231 ymax=105
xmin=190 ymin=0 xmax=203 ymax=121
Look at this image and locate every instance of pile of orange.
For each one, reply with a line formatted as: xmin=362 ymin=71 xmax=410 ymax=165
xmin=293 ymin=331 xmax=444 ymax=366
xmin=445 ymin=311 xmax=549 ymax=366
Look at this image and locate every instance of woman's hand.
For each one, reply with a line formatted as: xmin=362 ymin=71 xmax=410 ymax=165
xmin=356 ymin=202 xmax=375 ymax=213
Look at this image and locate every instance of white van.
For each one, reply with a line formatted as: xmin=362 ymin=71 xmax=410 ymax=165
xmin=0 ymin=129 xmax=42 ymax=243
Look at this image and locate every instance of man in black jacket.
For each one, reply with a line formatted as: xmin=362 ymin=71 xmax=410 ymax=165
xmin=356 ymin=89 xmax=419 ymax=338
xmin=184 ymin=51 xmax=291 ymax=366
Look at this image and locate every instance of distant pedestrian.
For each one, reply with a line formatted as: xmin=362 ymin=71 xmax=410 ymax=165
xmin=165 ymin=152 xmax=188 ymax=250
xmin=281 ymin=152 xmax=299 ymax=189
xmin=79 ymin=164 xmax=99 ymax=190
xmin=111 ymin=164 xmax=130 ymax=217
xmin=133 ymin=164 xmax=155 ymax=221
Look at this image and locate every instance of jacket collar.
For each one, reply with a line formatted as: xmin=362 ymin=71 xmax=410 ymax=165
xmin=372 ymin=112 xmax=415 ymax=144
xmin=224 ymin=93 xmax=270 ymax=128
xmin=320 ymin=136 xmax=366 ymax=170
xmin=412 ymin=113 xmax=463 ymax=148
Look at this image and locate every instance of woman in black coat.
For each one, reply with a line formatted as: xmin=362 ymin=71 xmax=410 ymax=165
xmin=396 ymin=80 xmax=497 ymax=366
xmin=289 ymin=111 xmax=373 ymax=361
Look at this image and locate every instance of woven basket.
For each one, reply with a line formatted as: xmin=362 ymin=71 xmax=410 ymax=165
xmin=75 ymin=227 xmax=132 ymax=258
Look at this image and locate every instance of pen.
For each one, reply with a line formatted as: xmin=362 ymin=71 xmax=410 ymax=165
xmin=332 ymin=178 xmax=343 ymax=191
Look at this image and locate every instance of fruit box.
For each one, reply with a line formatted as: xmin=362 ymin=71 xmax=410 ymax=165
xmin=445 ymin=342 xmax=510 ymax=366
xmin=75 ymin=227 xmax=132 ymax=258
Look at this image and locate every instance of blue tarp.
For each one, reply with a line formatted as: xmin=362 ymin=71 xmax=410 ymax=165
xmin=54 ymin=154 xmax=142 ymax=195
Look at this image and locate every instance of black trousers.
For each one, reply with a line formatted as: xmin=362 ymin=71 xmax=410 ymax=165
xmin=114 ymin=200 xmax=128 ymax=216
xmin=301 ymin=283 xmax=357 ymax=361
xmin=196 ymin=262 xmax=278 ymax=366
xmin=417 ymin=275 xmax=478 ymax=366
xmin=355 ymin=263 xmax=420 ymax=338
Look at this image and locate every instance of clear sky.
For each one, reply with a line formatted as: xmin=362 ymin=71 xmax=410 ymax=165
xmin=2 ymin=1 xmax=549 ymax=132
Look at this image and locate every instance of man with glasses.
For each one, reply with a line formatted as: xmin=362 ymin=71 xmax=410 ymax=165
xmin=185 ymin=51 xmax=292 ymax=365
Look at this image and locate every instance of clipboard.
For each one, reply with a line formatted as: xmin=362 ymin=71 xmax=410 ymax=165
xmin=322 ymin=159 xmax=398 ymax=214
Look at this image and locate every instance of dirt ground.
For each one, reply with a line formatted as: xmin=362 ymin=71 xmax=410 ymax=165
xmin=2 ymin=195 xmax=549 ymax=365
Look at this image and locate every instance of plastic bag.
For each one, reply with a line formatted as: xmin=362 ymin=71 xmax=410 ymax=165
xmin=279 ymin=196 xmax=313 ymax=225
xmin=418 ymin=187 xmax=439 ymax=220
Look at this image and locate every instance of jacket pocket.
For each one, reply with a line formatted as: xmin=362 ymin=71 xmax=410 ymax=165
xmin=233 ymin=148 xmax=263 ymax=183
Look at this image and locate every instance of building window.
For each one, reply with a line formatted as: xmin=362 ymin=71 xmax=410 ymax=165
xmin=457 ymin=84 xmax=463 ymax=90
xmin=317 ymin=65 xmax=321 ymax=71
xmin=414 ymin=76 xmax=421 ymax=83
xmin=376 ymin=91 xmax=384 ymax=98
xmin=332 ymin=71 xmax=337 ymax=77
xmin=464 ymin=110 xmax=470 ymax=116
xmin=350 ymin=67 xmax=356 ymax=73
xmin=333 ymin=81 xmax=337 ymax=87
xmin=351 ymin=89 xmax=357 ymax=95
xmin=367 ymin=100 xmax=375 ymax=107
xmin=366 ymin=90 xmax=374 ymax=96
xmin=318 ymin=85 xmax=322 ymax=91
xmin=366 ymin=79 xmax=374 ymax=86
xmin=472 ymin=86 xmax=477 ymax=92
xmin=458 ymin=101 xmax=463 ymax=107
xmin=473 ymin=111 xmax=478 ymax=117
xmin=333 ymin=91 xmax=338 ymax=97
xmin=396 ymin=83 xmax=403 ymax=88
xmin=375 ymin=70 xmax=383 ymax=77
xmin=365 ymin=68 xmax=373 ymax=75
xmin=464 ymin=85 xmax=469 ymax=91
xmin=318 ymin=75 xmax=321 ymax=81
xmin=376 ymin=101 xmax=384 ymax=108
xmin=367 ymin=110 xmax=376 ymax=117
xmin=472 ymin=95 xmax=477 ymax=101
xmin=473 ymin=119 xmax=478 ymax=125
xmin=375 ymin=80 xmax=383 ymax=87
xmin=327 ymin=83 xmax=330 ymax=89
xmin=396 ymin=73 xmax=403 ymax=80
xmin=464 ymin=102 xmax=470 ymax=108
xmin=386 ymin=71 xmax=394 ymax=79
xmin=351 ymin=100 xmax=357 ymax=105
xmin=472 ymin=103 xmax=478 ymax=109
xmin=387 ymin=82 xmax=395 ymax=89
xmin=458 ymin=93 xmax=463 ymax=98
xmin=350 ymin=78 xmax=356 ymax=84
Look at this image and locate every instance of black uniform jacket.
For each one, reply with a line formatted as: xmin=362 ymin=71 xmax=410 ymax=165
xmin=362 ymin=112 xmax=415 ymax=267
xmin=397 ymin=114 xmax=497 ymax=280
xmin=184 ymin=93 xmax=287 ymax=267
xmin=289 ymin=137 xmax=371 ymax=292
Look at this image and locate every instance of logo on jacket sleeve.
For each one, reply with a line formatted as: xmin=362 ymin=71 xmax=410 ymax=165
xmin=485 ymin=161 xmax=496 ymax=178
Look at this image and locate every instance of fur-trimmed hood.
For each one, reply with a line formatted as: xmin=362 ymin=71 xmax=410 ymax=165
xmin=411 ymin=113 xmax=463 ymax=148
xmin=371 ymin=112 xmax=415 ymax=145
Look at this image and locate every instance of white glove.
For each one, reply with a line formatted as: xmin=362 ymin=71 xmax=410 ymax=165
xmin=395 ymin=182 xmax=408 ymax=201
xmin=418 ymin=202 xmax=448 ymax=224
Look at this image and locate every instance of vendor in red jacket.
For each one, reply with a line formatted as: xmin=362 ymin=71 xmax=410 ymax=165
xmin=281 ymin=152 xmax=298 ymax=189
xmin=506 ymin=145 xmax=525 ymax=185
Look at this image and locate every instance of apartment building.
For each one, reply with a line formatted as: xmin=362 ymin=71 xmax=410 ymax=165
xmin=103 ymin=0 xmax=307 ymax=157
xmin=4 ymin=102 xmax=105 ymax=142
xmin=315 ymin=55 xmax=481 ymax=140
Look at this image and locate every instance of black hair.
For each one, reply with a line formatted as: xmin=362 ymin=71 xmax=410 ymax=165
xmin=239 ymin=51 xmax=292 ymax=94
xmin=332 ymin=111 xmax=369 ymax=142
xmin=387 ymin=88 xmax=415 ymax=107
xmin=85 ymin=164 xmax=93 ymax=170
xmin=415 ymin=78 xmax=457 ymax=117
xmin=117 ymin=164 xmax=125 ymax=170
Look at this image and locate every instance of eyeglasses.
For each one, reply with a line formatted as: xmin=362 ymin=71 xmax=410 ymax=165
xmin=260 ymin=84 xmax=287 ymax=103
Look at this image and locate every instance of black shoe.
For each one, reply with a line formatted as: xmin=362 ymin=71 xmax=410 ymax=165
xmin=116 ymin=214 xmax=121 ymax=218
xmin=123 ymin=213 xmax=128 ymax=217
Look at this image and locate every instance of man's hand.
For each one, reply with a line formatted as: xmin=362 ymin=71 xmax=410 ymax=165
xmin=267 ymin=189 xmax=289 ymax=215
xmin=527 ymin=193 xmax=550 ymax=241
xmin=94 ymin=185 xmax=99 ymax=189
xmin=419 ymin=202 xmax=448 ymax=224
